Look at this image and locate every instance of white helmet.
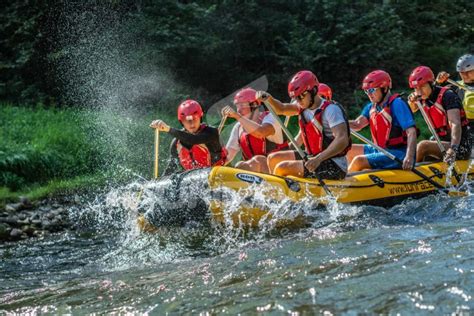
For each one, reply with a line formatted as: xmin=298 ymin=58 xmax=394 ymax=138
xmin=456 ymin=54 xmax=474 ymax=72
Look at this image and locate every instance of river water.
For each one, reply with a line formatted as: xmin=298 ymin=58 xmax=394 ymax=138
xmin=1 ymin=182 xmax=473 ymax=314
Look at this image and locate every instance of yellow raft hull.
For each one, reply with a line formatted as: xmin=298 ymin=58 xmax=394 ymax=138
xmin=207 ymin=160 xmax=474 ymax=228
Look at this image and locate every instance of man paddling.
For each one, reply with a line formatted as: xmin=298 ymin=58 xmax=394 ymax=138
xmin=347 ymin=70 xmax=417 ymax=172
xmin=435 ymin=54 xmax=474 ymax=146
xmin=256 ymin=70 xmax=351 ymax=180
xmin=150 ymin=100 xmax=227 ymax=176
xmin=221 ymin=88 xmax=288 ymax=173
xmin=408 ymin=66 xmax=471 ymax=163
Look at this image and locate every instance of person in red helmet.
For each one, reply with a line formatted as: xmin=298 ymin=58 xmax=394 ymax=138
xmin=221 ymin=88 xmax=288 ymax=173
xmin=150 ymin=99 xmax=226 ymax=176
xmin=317 ymin=83 xmax=332 ymax=101
xmin=408 ymin=66 xmax=471 ymax=163
xmin=256 ymin=70 xmax=351 ymax=179
xmin=347 ymin=70 xmax=418 ymax=171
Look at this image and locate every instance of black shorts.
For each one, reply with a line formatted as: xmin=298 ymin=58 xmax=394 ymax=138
xmin=295 ymin=154 xmax=347 ymax=180
xmin=457 ymin=131 xmax=472 ymax=160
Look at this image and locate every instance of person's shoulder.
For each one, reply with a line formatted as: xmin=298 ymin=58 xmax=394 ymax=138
xmin=204 ymin=124 xmax=219 ymax=134
xmin=391 ymin=96 xmax=409 ymax=108
xmin=440 ymin=88 xmax=461 ymax=105
xmin=441 ymin=88 xmax=458 ymax=99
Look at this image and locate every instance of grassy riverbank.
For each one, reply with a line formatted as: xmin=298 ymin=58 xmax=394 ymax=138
xmin=0 ymin=104 xmax=176 ymax=204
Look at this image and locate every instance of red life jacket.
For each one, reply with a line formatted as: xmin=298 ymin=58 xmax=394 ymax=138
xmin=298 ymin=101 xmax=351 ymax=156
xmin=369 ymin=94 xmax=410 ymax=148
xmin=238 ymin=111 xmax=289 ymax=160
xmin=177 ymin=124 xmax=227 ymax=170
xmin=422 ymin=86 xmax=469 ymax=139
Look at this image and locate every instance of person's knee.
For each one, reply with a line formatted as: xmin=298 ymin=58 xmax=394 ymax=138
xmin=235 ymin=161 xmax=251 ymax=171
xmin=416 ymin=141 xmax=429 ymax=160
xmin=349 ymin=155 xmax=368 ymax=171
xmin=267 ymin=152 xmax=283 ymax=172
xmin=274 ymin=161 xmax=292 ymax=176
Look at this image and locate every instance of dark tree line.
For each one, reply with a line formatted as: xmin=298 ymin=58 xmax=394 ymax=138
xmin=1 ymin=0 xmax=473 ymax=109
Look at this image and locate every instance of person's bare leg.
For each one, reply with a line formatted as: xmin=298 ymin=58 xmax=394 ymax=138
xmin=348 ymin=155 xmax=371 ymax=172
xmin=346 ymin=144 xmax=365 ymax=166
xmin=235 ymin=155 xmax=269 ymax=173
xmin=416 ymin=140 xmax=443 ymax=162
xmin=274 ymin=160 xmax=304 ymax=177
xmin=267 ymin=150 xmax=296 ymax=174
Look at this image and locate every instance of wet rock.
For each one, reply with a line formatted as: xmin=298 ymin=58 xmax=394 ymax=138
xmin=42 ymin=220 xmax=52 ymax=230
xmin=0 ymin=212 xmax=9 ymax=217
xmin=10 ymin=228 xmax=23 ymax=240
xmin=21 ymin=225 xmax=36 ymax=236
xmin=2 ymin=216 xmax=19 ymax=226
xmin=53 ymin=208 xmax=66 ymax=215
xmin=46 ymin=212 xmax=55 ymax=220
xmin=31 ymin=219 xmax=42 ymax=227
xmin=39 ymin=206 xmax=52 ymax=213
xmin=5 ymin=203 xmax=22 ymax=212
xmin=0 ymin=223 xmax=11 ymax=240
xmin=31 ymin=213 xmax=40 ymax=220
xmin=19 ymin=196 xmax=33 ymax=209
xmin=17 ymin=218 xmax=30 ymax=225
xmin=18 ymin=213 xmax=27 ymax=220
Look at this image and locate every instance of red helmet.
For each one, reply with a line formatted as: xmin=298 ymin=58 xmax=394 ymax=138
xmin=288 ymin=70 xmax=319 ymax=98
xmin=317 ymin=83 xmax=332 ymax=100
xmin=362 ymin=70 xmax=392 ymax=90
xmin=177 ymin=99 xmax=203 ymax=122
xmin=409 ymin=66 xmax=435 ymax=88
xmin=233 ymin=87 xmax=260 ymax=106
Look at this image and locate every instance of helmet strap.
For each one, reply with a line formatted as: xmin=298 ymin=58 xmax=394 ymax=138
xmin=309 ymin=87 xmax=318 ymax=108
xmin=379 ymin=87 xmax=389 ymax=105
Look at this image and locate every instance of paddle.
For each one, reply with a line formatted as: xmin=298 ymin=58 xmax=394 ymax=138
xmin=283 ymin=115 xmax=290 ymax=127
xmin=218 ymin=114 xmax=228 ymax=134
xmin=137 ymin=128 xmax=161 ymax=232
xmin=154 ymin=129 xmax=160 ymax=179
xmin=447 ymin=79 xmax=474 ymax=92
xmin=413 ymin=100 xmax=463 ymax=183
xmin=350 ymin=130 xmax=465 ymax=196
xmin=262 ymin=100 xmax=333 ymax=197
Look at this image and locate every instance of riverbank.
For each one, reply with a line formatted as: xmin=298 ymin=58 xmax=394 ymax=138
xmin=0 ymin=195 xmax=76 ymax=241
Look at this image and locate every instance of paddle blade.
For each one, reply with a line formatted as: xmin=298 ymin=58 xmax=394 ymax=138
xmin=205 ymin=75 xmax=268 ymax=128
xmin=447 ymin=190 xmax=469 ymax=197
xmin=137 ymin=215 xmax=158 ymax=233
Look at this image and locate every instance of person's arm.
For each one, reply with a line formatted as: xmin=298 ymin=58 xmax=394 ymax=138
xmin=304 ymin=123 xmax=349 ymax=173
xmin=162 ymin=139 xmax=182 ymax=176
xmin=447 ymin=108 xmax=462 ymax=147
xmin=255 ymin=91 xmax=299 ymax=116
xmin=349 ymin=103 xmax=370 ymax=131
xmin=238 ymin=118 xmax=275 ymax=138
xmin=168 ymin=127 xmax=214 ymax=145
xmin=224 ymin=124 xmax=241 ymax=164
xmin=402 ymin=127 xmax=417 ymax=170
xmin=349 ymin=115 xmax=369 ymax=131
xmin=318 ymin=123 xmax=349 ymax=162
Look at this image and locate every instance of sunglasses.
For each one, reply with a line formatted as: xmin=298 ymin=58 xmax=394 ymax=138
xmin=364 ymin=88 xmax=377 ymax=95
xmin=297 ymin=91 xmax=309 ymax=101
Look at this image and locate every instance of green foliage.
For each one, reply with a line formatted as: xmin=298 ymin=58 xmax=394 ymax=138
xmin=1 ymin=1 xmax=473 ymax=106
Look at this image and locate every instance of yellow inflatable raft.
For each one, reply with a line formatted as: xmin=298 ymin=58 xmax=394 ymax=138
xmin=139 ymin=160 xmax=473 ymax=230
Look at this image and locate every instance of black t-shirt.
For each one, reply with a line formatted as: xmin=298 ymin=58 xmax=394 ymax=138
xmin=427 ymin=86 xmax=462 ymax=111
xmin=162 ymin=125 xmax=223 ymax=176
